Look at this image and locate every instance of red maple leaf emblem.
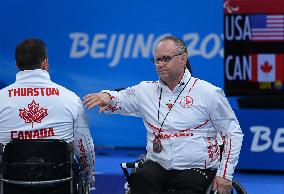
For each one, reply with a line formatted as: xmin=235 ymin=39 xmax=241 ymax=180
xmin=19 ymin=100 xmax=48 ymax=128
xmin=261 ymin=61 xmax=273 ymax=73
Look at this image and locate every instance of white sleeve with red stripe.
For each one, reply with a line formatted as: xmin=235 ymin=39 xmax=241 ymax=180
xmin=101 ymin=84 xmax=142 ymax=117
xmin=73 ymin=98 xmax=95 ymax=183
xmin=207 ymin=89 xmax=243 ymax=181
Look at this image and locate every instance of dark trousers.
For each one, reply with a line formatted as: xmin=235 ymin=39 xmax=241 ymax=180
xmin=130 ymin=160 xmax=216 ymax=194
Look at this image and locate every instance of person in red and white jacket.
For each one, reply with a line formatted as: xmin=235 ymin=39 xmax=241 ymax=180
xmin=0 ymin=39 xmax=95 ymax=192
xmin=84 ymin=35 xmax=243 ymax=194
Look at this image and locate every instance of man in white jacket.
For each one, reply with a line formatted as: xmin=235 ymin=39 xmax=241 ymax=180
xmin=84 ymin=36 xmax=243 ymax=194
xmin=0 ymin=39 xmax=95 ymax=194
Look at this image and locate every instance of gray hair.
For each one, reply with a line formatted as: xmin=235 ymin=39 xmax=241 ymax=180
xmin=157 ymin=35 xmax=188 ymax=55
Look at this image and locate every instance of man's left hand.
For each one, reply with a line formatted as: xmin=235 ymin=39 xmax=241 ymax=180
xmin=212 ymin=176 xmax=232 ymax=194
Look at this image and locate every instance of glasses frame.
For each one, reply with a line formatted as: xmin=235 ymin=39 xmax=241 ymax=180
xmin=151 ymin=52 xmax=185 ymax=65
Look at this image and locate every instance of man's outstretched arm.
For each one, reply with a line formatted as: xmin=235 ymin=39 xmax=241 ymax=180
xmin=84 ymin=92 xmax=111 ymax=111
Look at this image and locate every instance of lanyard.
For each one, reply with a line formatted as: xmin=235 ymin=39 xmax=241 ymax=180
xmin=156 ymin=77 xmax=192 ymax=136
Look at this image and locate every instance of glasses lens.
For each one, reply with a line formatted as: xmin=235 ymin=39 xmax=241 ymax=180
xmin=161 ymin=56 xmax=172 ymax=62
xmin=151 ymin=53 xmax=182 ymax=64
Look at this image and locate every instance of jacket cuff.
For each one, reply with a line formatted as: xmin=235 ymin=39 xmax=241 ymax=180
xmin=216 ymin=163 xmax=234 ymax=181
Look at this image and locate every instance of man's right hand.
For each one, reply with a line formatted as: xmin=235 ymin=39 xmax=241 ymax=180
xmin=83 ymin=92 xmax=112 ymax=112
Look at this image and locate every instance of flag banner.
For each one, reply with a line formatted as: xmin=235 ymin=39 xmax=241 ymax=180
xmin=252 ymin=54 xmax=284 ymax=82
xmin=224 ymin=0 xmax=284 ymax=14
xmin=250 ymin=15 xmax=284 ymax=42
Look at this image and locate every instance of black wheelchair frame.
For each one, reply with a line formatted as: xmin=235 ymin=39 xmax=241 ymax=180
xmin=0 ymin=139 xmax=90 ymax=194
xmin=120 ymin=156 xmax=247 ymax=194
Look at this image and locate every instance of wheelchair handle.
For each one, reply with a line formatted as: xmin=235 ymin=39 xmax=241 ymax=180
xmin=120 ymin=161 xmax=143 ymax=169
xmin=120 ymin=161 xmax=143 ymax=186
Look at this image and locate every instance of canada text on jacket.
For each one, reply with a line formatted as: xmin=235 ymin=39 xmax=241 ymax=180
xmin=11 ymin=128 xmax=55 ymax=140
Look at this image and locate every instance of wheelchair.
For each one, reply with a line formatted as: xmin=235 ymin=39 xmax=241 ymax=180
xmin=120 ymin=155 xmax=247 ymax=194
xmin=0 ymin=139 xmax=90 ymax=194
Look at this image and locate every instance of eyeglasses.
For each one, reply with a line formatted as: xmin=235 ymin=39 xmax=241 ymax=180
xmin=151 ymin=52 xmax=184 ymax=64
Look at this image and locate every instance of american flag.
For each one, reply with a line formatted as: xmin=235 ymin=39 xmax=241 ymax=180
xmin=250 ymin=15 xmax=284 ymax=41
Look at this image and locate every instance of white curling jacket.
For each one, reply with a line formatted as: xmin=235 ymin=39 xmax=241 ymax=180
xmin=103 ymin=69 xmax=243 ymax=181
xmin=0 ymin=69 xmax=95 ymax=183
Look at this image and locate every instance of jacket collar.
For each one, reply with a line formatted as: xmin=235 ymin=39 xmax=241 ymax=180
xmin=158 ymin=69 xmax=192 ymax=92
xmin=16 ymin=69 xmax=51 ymax=84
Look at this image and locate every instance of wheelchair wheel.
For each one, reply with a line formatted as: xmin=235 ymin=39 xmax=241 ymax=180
xmin=232 ymin=179 xmax=247 ymax=194
xmin=206 ymin=179 xmax=247 ymax=194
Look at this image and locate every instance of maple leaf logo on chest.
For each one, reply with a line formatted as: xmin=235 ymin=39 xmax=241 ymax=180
xmin=19 ymin=100 xmax=48 ymax=128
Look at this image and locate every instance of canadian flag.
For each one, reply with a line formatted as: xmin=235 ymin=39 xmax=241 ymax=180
xmin=251 ymin=54 xmax=284 ymax=82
